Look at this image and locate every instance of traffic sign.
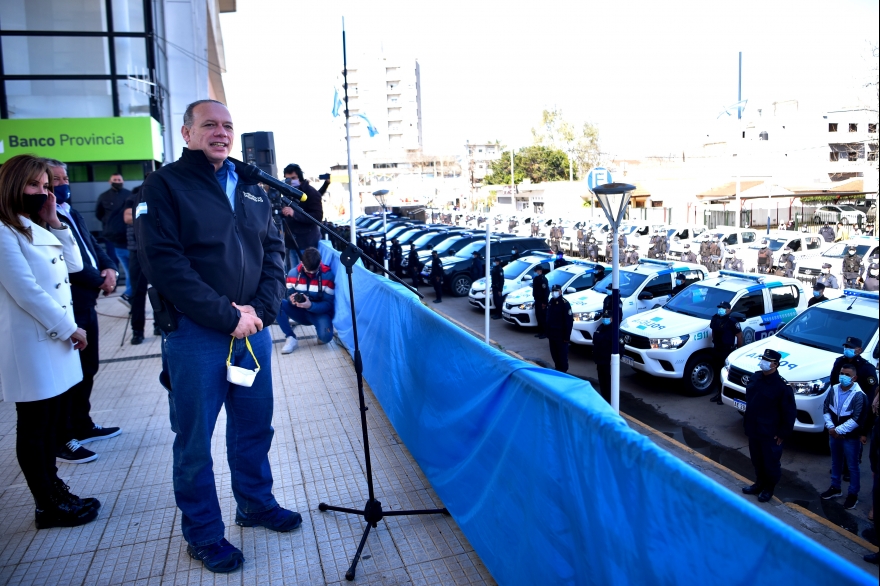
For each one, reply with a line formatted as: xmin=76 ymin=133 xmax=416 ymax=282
xmin=587 ymin=167 xmax=612 ymax=191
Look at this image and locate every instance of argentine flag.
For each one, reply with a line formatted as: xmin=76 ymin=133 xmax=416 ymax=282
xmin=356 ymin=113 xmax=379 ymax=137
xmin=332 ymin=87 xmax=343 ymax=117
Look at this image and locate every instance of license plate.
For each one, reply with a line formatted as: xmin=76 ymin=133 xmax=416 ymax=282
xmin=621 ymin=356 xmax=635 ymax=367
xmin=732 ymin=398 xmax=747 ymax=412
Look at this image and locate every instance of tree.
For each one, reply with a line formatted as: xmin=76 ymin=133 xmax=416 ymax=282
xmin=483 ymin=146 xmax=572 ymax=185
xmin=531 ymin=108 xmax=601 ymax=179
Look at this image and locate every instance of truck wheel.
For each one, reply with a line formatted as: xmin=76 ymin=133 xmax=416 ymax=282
xmin=450 ymin=275 xmax=473 ymax=297
xmin=683 ymin=352 xmax=716 ymax=396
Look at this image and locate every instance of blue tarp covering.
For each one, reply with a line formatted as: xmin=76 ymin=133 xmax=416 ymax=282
xmin=318 ymin=242 xmax=873 ymax=585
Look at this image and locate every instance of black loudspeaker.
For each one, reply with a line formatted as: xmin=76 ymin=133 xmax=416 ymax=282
xmin=241 ymin=131 xmax=277 ymax=177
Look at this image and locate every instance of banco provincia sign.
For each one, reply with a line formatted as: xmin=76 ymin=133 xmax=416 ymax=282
xmin=0 ymin=117 xmax=163 ymax=164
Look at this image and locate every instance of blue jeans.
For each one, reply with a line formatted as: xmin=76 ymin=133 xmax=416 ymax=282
xmin=114 ymin=247 xmax=131 ymax=296
xmin=276 ymin=301 xmax=334 ymax=344
xmin=161 ymin=317 xmax=277 ymax=546
xmin=830 ymin=435 xmax=861 ymax=495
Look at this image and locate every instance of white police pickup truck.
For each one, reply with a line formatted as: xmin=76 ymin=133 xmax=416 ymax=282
xmin=620 ymin=270 xmax=808 ymax=395
xmin=468 ymin=253 xmax=556 ymax=310
xmin=502 ymin=261 xmax=607 ymax=327
xmin=720 ymin=289 xmax=879 ymax=433
xmin=568 ymin=259 xmax=708 ymax=346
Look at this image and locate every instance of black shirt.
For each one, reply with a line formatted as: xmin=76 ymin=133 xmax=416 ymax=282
xmin=532 ymin=274 xmax=549 ymax=303
xmin=546 ymin=296 xmax=574 ymax=341
xmin=491 ymin=264 xmax=504 ymax=291
xmin=710 ymin=314 xmax=741 ymax=349
xmin=807 ymin=294 xmax=827 ymax=307
xmin=830 ymin=354 xmax=878 ymax=390
xmin=96 ymin=187 xmax=132 ymax=247
xmin=743 ymin=369 xmax=797 ymax=439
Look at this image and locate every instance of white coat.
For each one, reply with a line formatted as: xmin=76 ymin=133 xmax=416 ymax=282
xmin=0 ymin=216 xmax=84 ymax=403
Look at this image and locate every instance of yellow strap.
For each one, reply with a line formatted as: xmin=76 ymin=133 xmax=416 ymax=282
xmin=227 ymin=336 xmax=261 ymax=370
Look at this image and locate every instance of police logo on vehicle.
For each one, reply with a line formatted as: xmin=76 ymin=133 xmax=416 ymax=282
xmin=624 ymin=335 xmax=631 ymax=344
xmin=741 ymin=374 xmax=751 ymax=385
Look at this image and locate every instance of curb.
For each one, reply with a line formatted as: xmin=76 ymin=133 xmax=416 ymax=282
xmin=785 ymin=502 xmax=879 ymax=554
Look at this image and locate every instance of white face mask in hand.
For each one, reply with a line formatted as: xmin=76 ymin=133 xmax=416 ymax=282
xmin=227 ymin=337 xmax=261 ymax=387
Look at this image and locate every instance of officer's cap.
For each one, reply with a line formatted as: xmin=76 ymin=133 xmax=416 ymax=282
xmin=813 ymin=282 xmax=825 ymax=291
xmin=534 ymin=265 xmax=544 ymax=272
xmin=717 ymin=301 xmax=732 ymax=309
xmin=843 ymin=336 xmax=863 ymax=349
xmin=761 ymin=349 xmax=782 ymax=362
xmin=822 ymin=262 xmax=832 ymax=268
xmin=472 ymin=251 xmax=479 ymax=256
xmin=551 ymin=284 xmax=562 ymax=291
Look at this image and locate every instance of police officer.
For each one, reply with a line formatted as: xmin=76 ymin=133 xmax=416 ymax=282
xmin=470 ymin=251 xmax=484 ymax=283
xmin=777 ymin=247 xmax=796 ymax=278
xmin=681 ymin=242 xmax=698 ymax=264
xmin=862 ymin=256 xmax=879 ymax=291
xmin=841 ymin=244 xmax=863 ymax=288
xmin=576 ymin=227 xmax=585 ymax=256
xmin=647 ymin=231 xmax=659 ymax=259
xmin=656 ymin=231 xmax=668 ymax=260
xmin=756 ymin=239 xmax=772 ymax=274
xmin=817 ymin=262 xmax=840 ymax=289
xmin=429 ymin=250 xmax=444 ymax=303
xmin=549 ymin=223 xmax=559 ymax=249
xmin=546 ymin=284 xmax=574 ymax=372
xmin=554 ymin=251 xmax=568 ymax=269
xmin=830 ymin=337 xmax=878 ymax=391
xmin=591 ymin=310 xmax=613 ymax=402
xmin=741 ymin=349 xmax=797 ymax=503
xmin=708 ymin=237 xmax=721 ymax=264
xmin=625 ymin=245 xmax=640 ymax=266
xmin=618 ymin=232 xmax=628 ymax=250
xmin=671 ymin=273 xmax=689 ymax=297
xmin=587 ymin=237 xmax=599 ymax=262
xmin=707 ymin=251 xmax=722 ymax=273
xmin=510 ymin=245 xmax=519 ymax=261
xmin=532 ymin=265 xmax=550 ymax=338
xmin=390 ymin=238 xmax=403 ymax=275
xmin=723 ymin=247 xmax=744 ymax=271
xmin=490 ymin=257 xmax=504 ymax=319
xmin=709 ymin=301 xmax=744 ymax=404
xmin=819 ymin=222 xmax=836 ymax=243
xmin=407 ymin=243 xmax=422 ymax=287
xmin=699 ymin=236 xmax=712 ymax=269
xmin=605 ymin=235 xmax=613 ymax=262
xmin=808 ymin=282 xmax=828 ymax=307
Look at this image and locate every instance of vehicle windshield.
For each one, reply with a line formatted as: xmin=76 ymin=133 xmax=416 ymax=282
xmin=412 ymin=232 xmax=441 ymax=247
xmin=455 ymin=241 xmax=486 ymax=259
xmin=837 ymin=205 xmax=858 ymax=212
xmin=385 ymin=225 xmax=411 ymax=238
xmin=503 ymin=260 xmax=534 ymax=278
xmin=664 ymin=286 xmax=737 ymax=319
xmin=666 ymin=229 xmax=677 ymax=239
xmin=433 ymin=236 xmax=464 ymax=254
xmin=591 ymin=271 xmax=649 ymax=298
xmin=776 ymin=306 xmax=879 ymax=353
xmin=822 ymin=243 xmax=874 ymax=258
xmin=767 ymin=239 xmax=787 ymax=251
xmin=397 ymin=230 xmax=425 ymax=244
xmin=547 ymin=268 xmax=579 ymax=288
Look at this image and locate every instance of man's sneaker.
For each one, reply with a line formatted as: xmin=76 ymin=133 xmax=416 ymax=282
xmin=820 ymin=486 xmax=842 ymax=500
xmin=235 ymin=505 xmax=302 ymax=532
xmin=53 ymin=478 xmax=100 ymax=512
xmin=76 ymin=425 xmax=122 ymax=444
xmin=281 ymin=336 xmax=298 ymax=354
xmin=35 ymin=492 xmax=99 ymax=530
xmin=56 ymin=440 xmax=97 ymax=464
xmin=118 ymin=294 xmax=131 ymax=309
xmin=187 ymin=538 xmax=244 ymax=573
xmin=131 ymin=332 xmax=144 ymax=345
xmin=843 ymin=494 xmax=858 ymax=510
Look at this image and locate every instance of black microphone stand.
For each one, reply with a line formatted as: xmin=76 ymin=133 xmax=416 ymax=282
xmin=251 ymin=173 xmax=449 ymax=581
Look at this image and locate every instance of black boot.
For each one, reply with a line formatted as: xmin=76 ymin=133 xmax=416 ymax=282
xmin=53 ymin=478 xmax=100 ymax=512
xmin=35 ymin=490 xmax=99 ymax=530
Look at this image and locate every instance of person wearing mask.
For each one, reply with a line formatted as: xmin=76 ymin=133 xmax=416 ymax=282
xmin=816 ymin=262 xmax=839 ymax=289
xmin=429 ymin=250 xmax=444 ymax=303
xmin=278 ymin=247 xmax=335 ymax=354
xmin=586 ymin=237 xmax=599 ymax=262
xmin=834 ymin=222 xmax=849 ymax=242
xmin=390 ymin=238 xmax=403 ymax=275
xmin=490 ymin=257 xmax=504 ymax=319
xmin=808 ymin=282 xmax=828 ymax=307
xmin=699 ymin=237 xmax=712 ymax=269
xmin=656 ymin=231 xmax=668 ymax=260
xmin=776 ymin=247 xmax=796 ymax=278
xmin=0 ymin=154 xmax=97 ymax=528
xmin=470 ymin=251 xmax=484 ymax=284
xmin=591 ymin=310 xmax=614 ymax=402
xmin=545 ymin=284 xmax=574 ymax=372
xmin=647 ymin=234 xmax=659 ymax=259
xmin=670 ymin=273 xmax=689 ymax=298
xmin=407 ymin=244 xmax=422 ymax=287
xmin=830 ymin=337 xmax=878 ymax=390
xmin=95 ymin=173 xmax=132 ymax=295
xmin=605 ymin=235 xmax=613 ymax=263
xmin=722 ymin=247 xmax=744 ymax=272
xmin=709 ymin=301 xmax=744 ymax=404
xmin=741 ymin=349 xmax=797 ymax=503
xmin=531 ymin=265 xmax=550 ymax=339
xmin=821 ymin=364 xmax=869 ymax=510
xmin=45 ymin=159 xmax=121 ymax=463
xmin=623 ymin=245 xmax=639 ymax=267
xmin=554 ymin=250 xmax=568 ymax=269
xmin=280 ymin=163 xmax=324 ymax=271
xmin=841 ymin=244 xmax=864 ymax=289
xmin=819 ymin=222 xmax=836 ymax=243
xmin=862 ymin=253 xmax=879 ymax=291
xmin=680 ymin=243 xmax=698 ymax=264
xmin=756 ymin=240 xmax=772 ymax=275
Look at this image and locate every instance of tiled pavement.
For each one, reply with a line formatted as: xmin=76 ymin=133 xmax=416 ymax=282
xmin=0 ymin=295 xmax=495 ymax=586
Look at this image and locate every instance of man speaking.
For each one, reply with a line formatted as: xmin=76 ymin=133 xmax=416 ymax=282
xmin=136 ymin=99 xmax=298 ymax=574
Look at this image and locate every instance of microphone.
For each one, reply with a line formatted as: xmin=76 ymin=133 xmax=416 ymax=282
xmin=229 ymin=157 xmax=307 ymax=203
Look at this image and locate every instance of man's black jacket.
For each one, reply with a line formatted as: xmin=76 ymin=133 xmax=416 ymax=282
xmin=490 ymin=264 xmax=504 ymax=292
xmin=57 ymin=206 xmax=118 ymax=312
xmin=281 ymin=179 xmax=323 ymax=248
xmin=592 ymin=323 xmax=613 ymax=364
xmin=743 ymin=369 xmax=797 ymax=440
xmin=96 ymin=187 xmax=132 ymax=247
xmin=135 ymin=149 xmax=285 ymax=334
xmin=545 ymin=296 xmax=574 ymax=341
xmin=532 ymin=274 xmax=549 ymax=304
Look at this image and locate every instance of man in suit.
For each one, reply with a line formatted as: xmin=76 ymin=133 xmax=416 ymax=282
xmin=46 ymin=159 xmax=122 ymax=464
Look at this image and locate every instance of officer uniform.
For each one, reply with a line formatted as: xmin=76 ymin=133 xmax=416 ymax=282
xmin=757 ymin=242 xmax=772 ymax=274
xmin=699 ymin=239 xmax=712 ymax=269
xmin=546 ymin=284 xmax=574 ymax=372
xmin=830 ymin=336 xmax=878 ymax=391
xmin=429 ymin=252 xmax=444 ymax=303
xmin=671 ymin=274 xmax=689 ymax=298
xmin=470 ymin=253 xmax=484 ymax=283
xmin=723 ymin=249 xmax=744 ymax=272
xmin=407 ymin=245 xmax=422 ymax=287
xmin=618 ymin=233 xmax=628 ymax=249
xmin=390 ymin=239 xmax=403 ymax=274
xmin=819 ymin=223 xmax=836 ymax=242
xmin=531 ymin=267 xmax=550 ymax=337
xmin=587 ymin=239 xmax=599 ymax=262
xmin=591 ymin=311 xmax=613 ymax=402
xmin=808 ymin=282 xmax=828 ymax=307
xmin=605 ymin=239 xmax=613 ymax=261
xmin=777 ymin=249 xmax=796 ymax=278
xmin=554 ymin=253 xmax=569 ymax=269
xmin=681 ymin=245 xmax=698 ymax=264
xmin=490 ymin=259 xmax=504 ymax=318
xmin=656 ymin=234 xmax=668 ymax=260
xmin=647 ymin=235 xmax=658 ymax=259
xmin=709 ymin=301 xmax=743 ymax=403
xmin=841 ymin=247 xmax=863 ymax=288
xmin=576 ymin=228 xmax=585 ymax=256
xmin=742 ymin=349 xmax=797 ymax=501
xmin=816 ymin=263 xmax=840 ymax=289
xmin=624 ymin=246 xmax=640 ymax=266
xmin=863 ymin=260 xmax=879 ymax=291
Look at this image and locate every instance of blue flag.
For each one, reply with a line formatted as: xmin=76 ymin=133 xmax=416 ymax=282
xmin=332 ymin=87 xmax=343 ymax=117
xmin=356 ymin=113 xmax=379 ymax=137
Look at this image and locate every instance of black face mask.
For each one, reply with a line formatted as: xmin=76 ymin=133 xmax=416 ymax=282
xmin=111 ymin=182 xmax=123 ymax=190
xmin=23 ymin=193 xmax=48 ymax=216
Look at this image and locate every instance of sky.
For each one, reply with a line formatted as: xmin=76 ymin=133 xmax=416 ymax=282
xmin=219 ymin=0 xmax=879 ymax=175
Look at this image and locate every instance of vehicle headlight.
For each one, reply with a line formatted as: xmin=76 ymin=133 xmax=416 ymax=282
xmin=649 ymin=335 xmax=690 ymax=349
xmin=573 ymin=311 xmax=601 ymax=322
xmin=789 ymin=376 xmax=830 ymax=396
xmin=724 ymin=358 xmax=731 ymax=369
xmin=517 ymin=301 xmax=534 ymax=310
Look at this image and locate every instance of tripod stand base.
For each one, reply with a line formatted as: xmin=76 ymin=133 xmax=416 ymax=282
xmin=318 ymin=498 xmax=450 ymax=581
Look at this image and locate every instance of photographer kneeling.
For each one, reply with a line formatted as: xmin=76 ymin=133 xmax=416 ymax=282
xmin=278 ymin=247 xmax=335 ymax=354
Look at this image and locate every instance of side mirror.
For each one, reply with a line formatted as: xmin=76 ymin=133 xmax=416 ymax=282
xmin=523 ymin=275 xmax=533 ymax=281
xmin=566 ymin=287 xmax=576 ymax=294
xmin=638 ymin=291 xmax=654 ymax=301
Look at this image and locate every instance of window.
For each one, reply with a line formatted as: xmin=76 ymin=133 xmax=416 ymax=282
xmin=830 ymin=152 xmax=840 ymax=162
xmin=723 ymin=234 xmax=738 ymax=246
xmin=848 ymin=151 xmax=858 ymax=161
xmin=731 ymin=291 xmax=765 ymax=319
xmin=806 ymin=237 xmax=821 ymax=250
xmin=568 ymin=273 xmax=594 ymax=292
xmin=679 ymin=229 xmax=690 ymax=239
xmin=829 ymin=123 xmax=838 ymax=132
xmin=770 ymin=285 xmax=800 ymax=312
xmin=849 ymin=123 xmax=858 ymax=132
xmin=642 ymin=274 xmax=672 ymax=297
xmin=786 ymin=239 xmax=801 ymax=252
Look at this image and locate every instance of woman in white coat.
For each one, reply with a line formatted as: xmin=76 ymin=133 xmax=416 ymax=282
xmin=0 ymin=155 xmax=99 ymax=529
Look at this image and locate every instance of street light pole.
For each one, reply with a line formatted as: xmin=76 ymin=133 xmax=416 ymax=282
xmin=593 ymin=183 xmax=635 ymax=414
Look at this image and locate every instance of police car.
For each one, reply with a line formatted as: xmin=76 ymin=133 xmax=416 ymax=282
xmin=620 ymin=270 xmax=808 ymax=395
xmin=502 ymin=261 xmax=607 ymax=327
xmin=720 ymin=289 xmax=880 ymax=433
xmin=568 ymin=259 xmax=708 ymax=347
xmin=469 ymin=253 xmax=556 ymax=310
